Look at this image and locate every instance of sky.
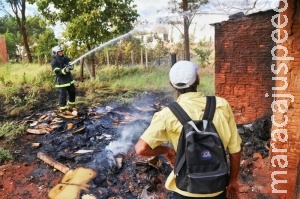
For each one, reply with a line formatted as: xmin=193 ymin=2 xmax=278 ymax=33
xmin=134 ymin=0 xmax=279 ymax=22
xmin=55 ymin=0 xmax=279 ymax=39
xmin=131 ymin=0 xmax=280 ymax=42
xmin=2 ymin=0 xmax=280 ymax=40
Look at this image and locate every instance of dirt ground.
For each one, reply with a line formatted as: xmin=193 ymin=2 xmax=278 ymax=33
xmin=0 ymin=135 xmax=62 ymax=199
xmin=0 ymin=91 xmax=289 ymax=199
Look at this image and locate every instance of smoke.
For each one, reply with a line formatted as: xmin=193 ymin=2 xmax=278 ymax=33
xmin=103 ymin=91 xmax=172 ymax=156
xmin=105 ymin=119 xmax=149 ymax=156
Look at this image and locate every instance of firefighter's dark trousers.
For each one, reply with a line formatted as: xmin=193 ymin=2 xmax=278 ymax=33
xmin=57 ymin=84 xmax=76 ymax=110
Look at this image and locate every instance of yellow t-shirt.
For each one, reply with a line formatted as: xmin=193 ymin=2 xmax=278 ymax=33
xmin=140 ymin=92 xmax=242 ymax=197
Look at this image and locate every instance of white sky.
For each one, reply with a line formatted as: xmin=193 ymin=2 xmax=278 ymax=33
xmin=133 ymin=0 xmax=280 ymax=42
xmin=25 ymin=0 xmax=280 ymax=39
xmin=134 ymin=0 xmax=280 ymax=21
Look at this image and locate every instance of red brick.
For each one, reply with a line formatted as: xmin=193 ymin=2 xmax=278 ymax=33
xmin=220 ymin=62 xmax=231 ymax=73
xmin=233 ymin=85 xmax=245 ymax=96
xmin=215 ymin=73 xmax=226 ymax=84
xmin=214 ymin=9 xmax=276 ymax=124
xmin=0 ymin=36 xmax=8 ymax=63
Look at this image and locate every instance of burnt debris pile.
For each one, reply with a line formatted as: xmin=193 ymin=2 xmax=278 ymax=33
xmin=238 ymin=115 xmax=272 ymax=159
xmin=23 ymin=91 xmax=174 ymax=198
xmin=238 ymin=115 xmax=272 ymax=185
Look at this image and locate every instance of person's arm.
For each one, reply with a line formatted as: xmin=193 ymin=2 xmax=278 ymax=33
xmin=135 ymin=139 xmax=176 ymax=168
xmin=51 ymin=59 xmax=68 ymax=76
xmin=226 ymin=151 xmax=241 ymax=199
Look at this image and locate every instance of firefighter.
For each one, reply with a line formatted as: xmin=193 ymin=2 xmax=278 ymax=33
xmin=51 ymin=45 xmax=76 ymax=114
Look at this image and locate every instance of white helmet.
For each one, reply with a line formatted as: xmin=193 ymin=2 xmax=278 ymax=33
xmin=52 ymin=46 xmax=63 ymax=56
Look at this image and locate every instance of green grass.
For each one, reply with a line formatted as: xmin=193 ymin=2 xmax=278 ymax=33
xmin=0 ymin=63 xmax=214 ymax=101
xmin=0 ymin=121 xmax=27 ymax=142
xmin=0 ymin=63 xmax=52 ymax=85
xmin=199 ymin=71 xmax=215 ymax=95
xmin=0 ymin=62 xmax=215 ymax=115
xmin=97 ymin=65 xmax=171 ymax=91
xmin=0 ymin=120 xmax=27 ymax=162
xmin=0 ymin=147 xmax=13 ymax=162
xmin=0 ymin=63 xmax=54 ymax=103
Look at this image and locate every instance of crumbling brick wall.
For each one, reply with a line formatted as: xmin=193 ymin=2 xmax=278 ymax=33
xmin=214 ymin=10 xmax=277 ymax=124
xmin=0 ymin=36 xmax=8 ymax=63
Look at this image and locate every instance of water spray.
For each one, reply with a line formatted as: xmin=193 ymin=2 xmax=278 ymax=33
xmin=69 ymin=29 xmax=136 ymax=65
xmin=68 ymin=20 xmax=170 ymax=66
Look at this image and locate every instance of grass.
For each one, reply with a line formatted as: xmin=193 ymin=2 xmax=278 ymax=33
xmin=0 ymin=63 xmax=52 ymax=85
xmin=0 ymin=147 xmax=13 ymax=162
xmin=0 ymin=121 xmax=27 ymax=143
xmin=0 ymin=63 xmax=214 ymax=101
xmin=0 ymin=120 xmax=27 ymax=162
xmin=97 ymin=65 xmax=171 ymax=91
xmin=0 ymin=63 xmax=54 ymax=103
xmin=0 ymin=121 xmax=26 ymax=162
xmin=199 ymin=71 xmax=215 ymax=95
xmin=0 ymin=62 xmax=215 ymax=113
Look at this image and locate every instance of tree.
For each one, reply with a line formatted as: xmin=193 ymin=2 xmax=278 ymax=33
xmin=35 ymin=0 xmax=139 ymax=78
xmin=0 ymin=14 xmax=54 ymax=62
xmin=26 ymin=16 xmax=48 ymax=39
xmin=31 ymin=28 xmax=57 ymax=64
xmin=2 ymin=29 xmax=17 ymax=59
xmin=0 ymin=15 xmax=19 ymax=34
xmin=0 ymin=0 xmax=34 ymax=63
xmin=208 ymin=0 xmax=276 ymax=15
xmin=161 ymin=0 xmax=208 ymax=61
xmin=193 ymin=38 xmax=213 ymax=68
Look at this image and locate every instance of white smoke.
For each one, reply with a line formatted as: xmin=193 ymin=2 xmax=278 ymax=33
xmin=105 ymin=120 xmax=149 ymax=156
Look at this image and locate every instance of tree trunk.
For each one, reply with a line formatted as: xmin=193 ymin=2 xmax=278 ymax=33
xmin=182 ymin=0 xmax=190 ymax=61
xmin=131 ymin=50 xmax=134 ymax=66
xmin=140 ymin=48 xmax=143 ymax=65
xmin=145 ymin=48 xmax=148 ymax=68
xmin=13 ymin=0 xmax=33 ymax=63
xmin=21 ymin=0 xmax=32 ymax=63
xmin=84 ymin=62 xmax=93 ymax=78
xmin=86 ymin=44 xmax=95 ymax=78
xmin=106 ymin=50 xmax=110 ymax=66
xmin=80 ymin=58 xmax=84 ymax=81
xmin=22 ymin=31 xmax=33 ymax=63
xmin=91 ymin=52 xmax=95 ymax=78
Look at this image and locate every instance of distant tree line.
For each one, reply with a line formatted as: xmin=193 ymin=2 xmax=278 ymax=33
xmin=0 ymin=0 xmax=217 ymax=79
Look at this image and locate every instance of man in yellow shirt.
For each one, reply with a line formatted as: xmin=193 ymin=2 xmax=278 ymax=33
xmin=135 ymin=60 xmax=242 ymax=199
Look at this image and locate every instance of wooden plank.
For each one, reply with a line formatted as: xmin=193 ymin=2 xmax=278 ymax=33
xmin=37 ymin=152 xmax=70 ymax=174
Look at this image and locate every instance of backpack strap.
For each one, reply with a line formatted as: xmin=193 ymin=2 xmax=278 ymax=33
xmin=168 ymin=102 xmax=192 ymax=124
xmin=168 ymin=96 xmax=214 ymax=124
xmin=202 ymin=96 xmax=212 ymax=120
xmin=206 ymin=96 xmax=216 ymax=122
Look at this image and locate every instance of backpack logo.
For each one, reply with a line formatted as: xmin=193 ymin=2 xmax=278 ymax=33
xmin=168 ymin=96 xmax=229 ymax=194
xmin=201 ymin=150 xmax=212 ymax=160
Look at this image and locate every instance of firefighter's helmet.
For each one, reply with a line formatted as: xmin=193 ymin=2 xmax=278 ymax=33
xmin=52 ymin=46 xmax=63 ymax=56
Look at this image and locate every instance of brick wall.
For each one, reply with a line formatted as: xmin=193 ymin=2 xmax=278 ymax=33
xmin=214 ymin=10 xmax=277 ymax=124
xmin=0 ymin=36 xmax=8 ymax=63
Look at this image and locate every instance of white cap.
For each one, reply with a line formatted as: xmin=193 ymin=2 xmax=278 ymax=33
xmin=169 ymin=60 xmax=199 ymax=89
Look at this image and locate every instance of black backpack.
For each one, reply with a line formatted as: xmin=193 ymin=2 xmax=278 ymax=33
xmin=168 ymin=96 xmax=229 ymax=194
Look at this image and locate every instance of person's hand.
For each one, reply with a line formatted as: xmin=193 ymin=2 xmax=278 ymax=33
xmin=68 ymin=63 xmax=74 ymax=70
xmin=164 ymin=148 xmax=176 ymax=168
xmin=226 ymin=181 xmax=239 ymax=199
xmin=65 ymin=66 xmax=70 ymax=72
